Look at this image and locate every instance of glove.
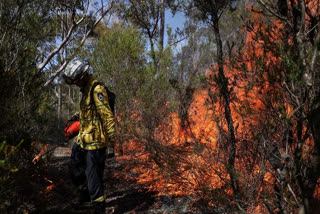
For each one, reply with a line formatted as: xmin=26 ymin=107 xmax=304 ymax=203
xmin=106 ymin=146 xmax=115 ymax=158
xmin=106 ymin=138 xmax=115 ymax=158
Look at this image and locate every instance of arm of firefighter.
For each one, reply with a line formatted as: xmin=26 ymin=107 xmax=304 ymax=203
xmin=93 ymin=85 xmax=115 ymax=143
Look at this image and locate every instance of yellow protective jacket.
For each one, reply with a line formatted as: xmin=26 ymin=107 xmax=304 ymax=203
xmin=75 ymin=75 xmax=115 ymax=150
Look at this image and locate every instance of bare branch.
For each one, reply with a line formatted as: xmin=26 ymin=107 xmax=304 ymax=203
xmin=287 ymin=183 xmax=300 ymax=206
xmin=258 ymin=0 xmax=293 ymax=29
xmin=44 ymin=61 xmax=69 ymax=87
xmin=43 ymin=0 xmax=114 ymax=86
xmin=37 ymin=16 xmax=84 ymax=73
xmin=310 ymin=23 xmax=320 ymax=73
xmin=306 ymin=21 xmax=320 ymax=36
xmin=80 ymin=1 xmax=114 ymax=46
xmin=284 ymin=81 xmax=300 ymax=106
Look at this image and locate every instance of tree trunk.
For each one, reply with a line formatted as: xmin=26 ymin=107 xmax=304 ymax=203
xmin=68 ymin=85 xmax=71 ymax=117
xmin=159 ymin=0 xmax=165 ymax=52
xmin=211 ymin=14 xmax=240 ymax=200
xmin=148 ymin=34 xmax=156 ymax=66
xmin=57 ymin=84 xmax=62 ymax=128
xmin=57 ymin=10 xmax=65 ymax=127
xmin=303 ymin=106 xmax=320 ymax=213
xmin=156 ymin=0 xmax=165 ymax=79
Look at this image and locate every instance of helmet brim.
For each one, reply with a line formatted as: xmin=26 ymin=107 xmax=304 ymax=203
xmin=63 ymin=64 xmax=89 ymax=85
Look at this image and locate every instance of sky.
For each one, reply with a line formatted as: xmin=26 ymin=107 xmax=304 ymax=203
xmin=166 ymin=10 xmax=185 ymax=33
xmin=165 ymin=10 xmax=187 ymax=53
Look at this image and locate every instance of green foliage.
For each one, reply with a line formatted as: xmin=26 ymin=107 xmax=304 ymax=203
xmin=87 ymin=20 xmax=176 ymax=158
xmin=0 ymin=140 xmax=24 ymax=182
xmin=0 ymin=0 xmax=58 ymax=145
xmin=89 ymin=22 xmax=147 ymax=106
xmin=119 ymin=0 xmax=160 ymax=32
xmin=0 ymin=140 xmax=24 ymax=211
xmin=193 ymin=0 xmax=238 ymax=21
xmin=279 ymin=44 xmax=302 ymax=82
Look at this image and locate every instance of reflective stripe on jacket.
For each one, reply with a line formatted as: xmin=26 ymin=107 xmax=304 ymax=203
xmin=76 ymin=75 xmax=115 ymax=150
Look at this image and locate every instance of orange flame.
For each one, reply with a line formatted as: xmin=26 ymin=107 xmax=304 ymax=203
xmin=116 ymin=1 xmax=319 ymax=211
xmin=32 ymin=144 xmax=48 ymax=164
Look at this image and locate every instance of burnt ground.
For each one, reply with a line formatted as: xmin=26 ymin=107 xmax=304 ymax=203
xmin=30 ymin=141 xmax=194 ymax=214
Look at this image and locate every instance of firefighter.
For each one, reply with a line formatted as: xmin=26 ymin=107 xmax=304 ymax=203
xmin=62 ymin=60 xmax=115 ymax=214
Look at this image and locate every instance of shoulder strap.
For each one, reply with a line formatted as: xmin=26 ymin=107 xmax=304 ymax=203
xmin=89 ymin=81 xmax=100 ymax=107
xmin=89 ymin=81 xmax=115 ymax=114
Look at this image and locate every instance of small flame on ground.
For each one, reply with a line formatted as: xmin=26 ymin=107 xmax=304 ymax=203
xmin=32 ymin=144 xmax=48 ymax=164
xmin=46 ymin=184 xmax=56 ymax=192
xmin=44 ymin=177 xmax=53 ymax=184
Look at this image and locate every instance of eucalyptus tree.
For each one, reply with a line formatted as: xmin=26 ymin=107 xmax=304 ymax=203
xmin=118 ymin=0 xmax=175 ymax=78
xmin=184 ymin=0 xmax=242 ymax=200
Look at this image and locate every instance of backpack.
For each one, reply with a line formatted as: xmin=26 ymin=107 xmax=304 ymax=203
xmin=89 ymin=81 xmax=116 ymax=114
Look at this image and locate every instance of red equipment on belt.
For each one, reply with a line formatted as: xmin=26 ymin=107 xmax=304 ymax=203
xmin=64 ymin=119 xmax=80 ymax=139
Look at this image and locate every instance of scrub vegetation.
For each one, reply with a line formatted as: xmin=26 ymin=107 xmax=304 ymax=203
xmin=1 ymin=0 xmax=320 ymax=213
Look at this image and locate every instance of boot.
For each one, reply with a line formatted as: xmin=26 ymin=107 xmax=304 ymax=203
xmin=71 ymin=186 xmax=91 ymax=208
xmin=93 ymin=202 xmax=105 ymax=214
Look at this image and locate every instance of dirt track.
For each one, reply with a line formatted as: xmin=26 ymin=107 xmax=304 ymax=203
xmin=39 ymin=142 xmax=192 ymax=214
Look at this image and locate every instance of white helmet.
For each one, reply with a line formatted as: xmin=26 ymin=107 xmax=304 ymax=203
xmin=63 ymin=60 xmax=89 ymax=84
